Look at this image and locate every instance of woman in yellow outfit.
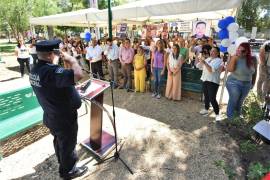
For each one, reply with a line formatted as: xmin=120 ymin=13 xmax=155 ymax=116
xmin=133 ymin=46 xmax=147 ymax=92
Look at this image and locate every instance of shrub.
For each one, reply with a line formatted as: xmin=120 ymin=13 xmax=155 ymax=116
xmin=239 ymin=140 xmax=257 ymax=153
xmin=247 ymin=162 xmax=270 ymax=180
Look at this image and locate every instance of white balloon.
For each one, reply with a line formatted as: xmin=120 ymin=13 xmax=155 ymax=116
xmin=227 ymin=44 xmax=237 ymax=55
xmin=84 ymin=29 xmax=90 ymax=33
xmin=229 ymin=32 xmax=239 ymax=42
xmin=221 ymin=39 xmax=231 ymax=47
xmin=91 ymin=33 xmax=96 ymax=39
xmin=80 ymin=32 xmax=85 ymax=38
xmin=227 ymin=23 xmax=239 ymax=32
xmin=235 ymin=36 xmax=249 ymax=47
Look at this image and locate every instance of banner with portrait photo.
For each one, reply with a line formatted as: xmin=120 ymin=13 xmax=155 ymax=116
xmin=116 ymin=23 xmax=128 ymax=38
xmin=192 ymin=20 xmax=211 ymax=39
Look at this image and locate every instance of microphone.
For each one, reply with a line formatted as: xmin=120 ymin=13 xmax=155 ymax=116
xmin=80 ymin=80 xmax=91 ymax=93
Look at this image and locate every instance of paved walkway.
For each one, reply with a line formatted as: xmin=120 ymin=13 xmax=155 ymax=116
xmin=0 ymin=53 xmax=242 ymax=180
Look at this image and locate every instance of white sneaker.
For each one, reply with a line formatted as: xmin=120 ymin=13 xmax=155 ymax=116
xmin=199 ymin=109 xmax=209 ymax=115
xmin=215 ymin=114 xmax=224 ymax=121
xmin=156 ymin=94 xmax=161 ymax=99
xmin=152 ymin=93 xmax=157 ymax=98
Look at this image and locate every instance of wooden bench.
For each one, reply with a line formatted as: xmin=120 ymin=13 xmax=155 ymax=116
xmin=181 ymin=67 xmax=203 ymax=100
xmin=0 ymin=86 xmax=43 ymax=141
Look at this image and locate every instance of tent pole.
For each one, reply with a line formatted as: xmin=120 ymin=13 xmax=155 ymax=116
xmin=29 ymin=24 xmax=35 ymax=38
xmin=85 ymin=13 xmax=92 ymax=77
xmin=108 ymin=0 xmax=112 ymax=39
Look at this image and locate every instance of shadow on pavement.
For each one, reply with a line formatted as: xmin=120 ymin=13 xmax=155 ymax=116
xmin=0 ymin=77 xmax=21 ymax=82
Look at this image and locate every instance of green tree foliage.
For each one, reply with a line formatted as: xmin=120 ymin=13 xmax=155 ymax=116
xmin=32 ymin=0 xmax=59 ymax=17
xmin=98 ymin=0 xmax=129 ymax=9
xmin=0 ymin=0 xmax=32 ymax=41
xmin=58 ymin=0 xmax=88 ymax=12
xmin=0 ymin=0 xmax=131 ymax=40
xmin=237 ymin=0 xmax=260 ymax=31
xmin=237 ymin=0 xmax=270 ymax=31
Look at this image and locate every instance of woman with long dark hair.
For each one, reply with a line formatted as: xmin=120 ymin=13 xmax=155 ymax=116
xmin=15 ymin=40 xmax=30 ymax=77
xmin=226 ymin=42 xmax=257 ymax=120
xmin=151 ymin=40 xmax=166 ymax=99
xmin=165 ymin=44 xmax=183 ymax=101
xmin=197 ymin=46 xmax=223 ymax=121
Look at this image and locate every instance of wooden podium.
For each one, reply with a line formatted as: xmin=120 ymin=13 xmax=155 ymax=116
xmin=78 ymin=79 xmax=115 ymax=158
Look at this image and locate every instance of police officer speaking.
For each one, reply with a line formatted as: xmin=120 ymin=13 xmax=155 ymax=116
xmin=29 ymin=39 xmax=88 ymax=179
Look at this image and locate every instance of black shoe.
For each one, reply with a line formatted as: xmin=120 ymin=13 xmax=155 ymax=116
xmin=61 ymin=166 xmax=88 ymax=180
xmin=127 ymin=88 xmax=133 ymax=92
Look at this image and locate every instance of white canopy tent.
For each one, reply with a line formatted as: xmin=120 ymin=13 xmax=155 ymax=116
xmin=30 ymin=0 xmax=242 ymax=27
xmin=30 ymin=8 xmax=103 ymax=27
xmin=95 ymin=0 xmax=241 ymax=21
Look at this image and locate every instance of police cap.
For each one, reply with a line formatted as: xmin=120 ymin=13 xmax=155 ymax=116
xmin=36 ymin=39 xmax=61 ymax=52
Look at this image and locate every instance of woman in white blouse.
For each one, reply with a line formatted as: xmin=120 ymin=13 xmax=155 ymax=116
xmin=165 ymin=44 xmax=184 ymax=101
xmin=196 ymin=46 xmax=223 ymax=121
xmin=15 ymin=40 xmax=30 ymax=77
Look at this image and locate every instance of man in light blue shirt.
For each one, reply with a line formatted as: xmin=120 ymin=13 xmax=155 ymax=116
xmin=105 ymin=38 xmax=119 ymax=88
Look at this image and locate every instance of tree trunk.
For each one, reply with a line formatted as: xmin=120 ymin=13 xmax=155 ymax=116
xmin=7 ymin=31 xmax=11 ymax=43
xmin=47 ymin=26 xmax=54 ymax=40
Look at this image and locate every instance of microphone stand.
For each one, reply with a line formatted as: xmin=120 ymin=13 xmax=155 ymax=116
xmin=97 ymin=81 xmax=133 ymax=174
xmin=81 ymin=68 xmax=134 ymax=174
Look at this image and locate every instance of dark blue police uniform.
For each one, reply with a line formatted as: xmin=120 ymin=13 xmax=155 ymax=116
xmin=29 ymin=40 xmax=82 ymax=178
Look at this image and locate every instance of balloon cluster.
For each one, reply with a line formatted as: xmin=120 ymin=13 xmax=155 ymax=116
xmin=217 ymin=16 xmax=248 ymax=55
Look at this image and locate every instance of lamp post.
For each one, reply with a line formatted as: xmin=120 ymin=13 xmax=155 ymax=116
xmin=108 ymin=0 xmax=112 ymax=39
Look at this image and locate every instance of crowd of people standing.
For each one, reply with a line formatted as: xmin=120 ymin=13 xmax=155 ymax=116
xmin=15 ymin=34 xmax=270 ymax=121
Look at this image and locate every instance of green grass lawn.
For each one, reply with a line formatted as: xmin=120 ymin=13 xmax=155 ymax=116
xmin=0 ymin=42 xmax=16 ymax=53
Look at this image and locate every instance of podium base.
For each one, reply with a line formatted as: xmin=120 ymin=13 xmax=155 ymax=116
xmin=81 ymin=131 xmax=115 ymax=159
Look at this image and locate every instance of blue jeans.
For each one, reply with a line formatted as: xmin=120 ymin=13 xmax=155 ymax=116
xmin=226 ymin=77 xmax=252 ymax=119
xmin=153 ymin=67 xmax=163 ymax=94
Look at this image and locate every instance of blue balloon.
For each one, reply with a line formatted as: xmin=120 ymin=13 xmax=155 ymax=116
xmin=85 ymin=32 xmax=91 ymax=42
xmin=225 ymin=16 xmax=235 ymax=24
xmin=218 ymin=19 xmax=228 ymax=29
xmin=218 ymin=16 xmax=235 ymax=30
xmin=220 ymin=45 xmax=227 ymax=53
xmin=218 ymin=29 xmax=229 ymax=39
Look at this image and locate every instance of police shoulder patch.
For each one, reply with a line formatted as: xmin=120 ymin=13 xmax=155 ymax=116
xmin=55 ymin=67 xmax=64 ymax=74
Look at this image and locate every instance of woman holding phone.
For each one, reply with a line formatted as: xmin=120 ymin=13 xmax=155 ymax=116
xmin=197 ymin=46 xmax=223 ymax=121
